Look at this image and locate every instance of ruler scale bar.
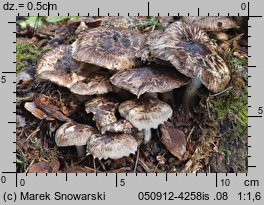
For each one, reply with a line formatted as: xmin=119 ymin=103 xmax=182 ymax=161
xmin=1 ymin=0 xmax=263 ymax=204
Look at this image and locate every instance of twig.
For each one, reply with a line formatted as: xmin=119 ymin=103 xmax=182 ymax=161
xmin=98 ymin=159 xmax=106 ymax=171
xmin=206 ymin=98 xmax=212 ymax=120
xmin=26 ymin=127 xmax=40 ymax=140
xmin=152 ymin=152 xmax=166 ymax=173
xmin=25 ymin=159 xmax=35 ymax=173
xmin=187 ymin=127 xmax=195 ymax=142
xmin=138 ymin=158 xmax=151 ymax=172
xmin=209 ymin=86 xmax=232 ymax=97
xmin=93 ymin=158 xmax=97 ymax=173
xmin=133 ymin=147 xmax=140 ymax=173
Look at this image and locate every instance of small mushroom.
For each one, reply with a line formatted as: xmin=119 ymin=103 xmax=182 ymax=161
xmin=85 ymin=96 xmax=119 ymax=130
xmin=87 ymin=133 xmax=138 ymax=160
xmin=70 ymin=71 xmax=114 ymax=95
xmin=110 ymin=65 xmax=190 ymax=98
xmin=181 ymin=16 xmax=238 ymax=31
xmin=119 ymin=98 xmax=172 ymax=143
xmin=159 ymin=121 xmax=187 ymax=160
xmin=101 ymin=119 xmax=137 ymax=134
xmin=71 ymin=27 xmax=145 ymax=71
xmin=36 ymin=45 xmax=86 ymax=88
xmin=55 ymin=121 xmax=98 ymax=157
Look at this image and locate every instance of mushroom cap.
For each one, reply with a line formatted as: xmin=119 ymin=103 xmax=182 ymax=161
xmin=71 ymin=27 xmax=145 ymax=71
xmin=70 ymin=71 xmax=114 ymax=95
xmin=85 ymin=96 xmax=119 ymax=129
xmin=100 ymin=16 xmax=146 ymax=30
xmin=55 ymin=122 xmax=98 ymax=146
xmin=101 ymin=119 xmax=137 ymax=134
xmin=87 ymin=133 xmax=137 ymax=160
xmin=36 ymin=45 xmax=86 ymax=88
xmin=136 ymin=30 xmax=165 ymax=62
xmin=119 ymin=98 xmax=172 ymax=131
xmin=149 ymin=21 xmax=230 ymax=93
xmin=110 ymin=65 xmax=190 ymax=98
xmin=181 ymin=16 xmax=238 ymax=31
xmin=159 ymin=121 xmax=187 ymax=160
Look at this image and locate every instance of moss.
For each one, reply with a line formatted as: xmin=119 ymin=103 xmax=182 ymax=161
xmin=209 ymin=83 xmax=247 ymax=121
xmin=16 ymin=97 xmax=32 ymax=102
xmin=16 ymin=156 xmax=29 ymax=171
xmin=140 ymin=17 xmax=165 ymax=30
xmin=16 ymin=42 xmax=50 ymax=72
xmin=207 ymin=53 xmax=248 ymax=168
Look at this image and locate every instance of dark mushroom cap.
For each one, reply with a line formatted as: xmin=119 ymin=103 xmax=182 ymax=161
xmin=85 ymin=96 xmax=119 ymax=129
xmin=110 ymin=65 xmax=190 ymax=98
xmin=181 ymin=16 xmax=238 ymax=31
xmin=55 ymin=122 xmax=98 ymax=146
xmin=70 ymin=71 xmax=114 ymax=95
xmin=36 ymin=45 xmax=85 ymax=88
xmin=159 ymin=121 xmax=187 ymax=160
xmin=71 ymin=27 xmax=145 ymax=71
xmin=119 ymin=98 xmax=172 ymax=131
xmin=136 ymin=30 xmax=164 ymax=62
xmin=87 ymin=133 xmax=137 ymax=160
xmin=101 ymin=119 xmax=137 ymax=134
xmin=149 ymin=21 xmax=230 ymax=93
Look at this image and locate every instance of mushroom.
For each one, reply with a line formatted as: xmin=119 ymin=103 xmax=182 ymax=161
xmin=70 ymin=71 xmax=114 ymax=95
xmin=181 ymin=16 xmax=238 ymax=31
xmin=136 ymin=30 xmax=164 ymax=63
xmin=110 ymin=65 xmax=190 ymax=98
xmin=55 ymin=121 xmax=98 ymax=157
xmin=101 ymin=119 xmax=137 ymax=134
xmin=100 ymin=16 xmax=146 ymax=30
xmin=147 ymin=21 xmax=231 ymax=109
xmin=85 ymin=96 xmax=119 ymax=130
xmin=159 ymin=121 xmax=187 ymax=160
xmin=87 ymin=133 xmax=138 ymax=160
xmin=71 ymin=27 xmax=145 ymax=71
xmin=118 ymin=98 xmax=172 ymax=143
xmin=36 ymin=45 xmax=87 ymax=88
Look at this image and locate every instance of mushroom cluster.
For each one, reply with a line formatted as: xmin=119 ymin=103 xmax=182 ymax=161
xmin=35 ymin=17 xmax=235 ymax=161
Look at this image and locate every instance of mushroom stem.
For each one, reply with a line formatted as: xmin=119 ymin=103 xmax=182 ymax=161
xmin=182 ymin=77 xmax=202 ymax=113
xmin=143 ymin=129 xmax=152 ymax=143
xmin=143 ymin=92 xmax=158 ymax=99
xmin=76 ymin=145 xmax=86 ymax=157
xmin=160 ymin=91 xmax=175 ymax=108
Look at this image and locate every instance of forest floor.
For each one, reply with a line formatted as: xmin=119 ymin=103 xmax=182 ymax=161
xmin=16 ymin=16 xmax=248 ymax=173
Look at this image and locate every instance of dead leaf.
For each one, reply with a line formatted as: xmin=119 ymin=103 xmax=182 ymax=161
xmin=28 ymin=162 xmax=52 ymax=173
xmin=159 ymin=121 xmax=187 ymax=160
